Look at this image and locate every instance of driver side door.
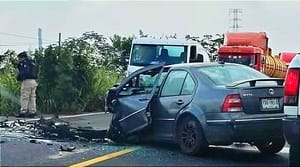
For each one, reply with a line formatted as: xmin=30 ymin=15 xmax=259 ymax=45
xmin=107 ymin=64 xmax=164 ymax=135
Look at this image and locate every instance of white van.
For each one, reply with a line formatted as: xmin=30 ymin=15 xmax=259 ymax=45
xmin=126 ymin=38 xmax=210 ymax=76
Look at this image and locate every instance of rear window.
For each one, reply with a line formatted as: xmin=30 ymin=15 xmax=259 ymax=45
xmin=197 ymin=64 xmax=275 ymax=86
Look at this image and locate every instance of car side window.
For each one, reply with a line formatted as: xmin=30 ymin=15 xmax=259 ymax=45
xmin=181 ymin=74 xmax=196 ymax=95
xmin=161 ymin=70 xmax=187 ymax=96
xmin=119 ymin=70 xmax=159 ymax=96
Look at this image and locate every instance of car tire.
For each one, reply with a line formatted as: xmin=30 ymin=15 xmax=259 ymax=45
xmin=176 ymin=115 xmax=208 ymax=156
xmin=255 ymin=136 xmax=286 ymax=155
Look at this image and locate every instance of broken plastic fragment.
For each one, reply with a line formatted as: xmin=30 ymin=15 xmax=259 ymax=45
xmin=60 ymin=145 xmax=76 ymax=152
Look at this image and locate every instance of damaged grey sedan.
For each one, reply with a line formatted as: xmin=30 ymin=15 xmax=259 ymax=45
xmin=105 ymin=62 xmax=286 ymax=156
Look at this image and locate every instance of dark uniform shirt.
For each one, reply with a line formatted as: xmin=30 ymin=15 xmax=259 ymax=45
xmin=17 ymin=58 xmax=37 ymax=81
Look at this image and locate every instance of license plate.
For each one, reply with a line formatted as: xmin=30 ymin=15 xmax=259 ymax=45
xmin=261 ymin=98 xmax=280 ymax=110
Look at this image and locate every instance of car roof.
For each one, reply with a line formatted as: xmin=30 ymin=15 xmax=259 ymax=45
xmin=132 ymin=38 xmax=199 ymax=46
xmin=166 ymin=62 xmax=242 ymax=69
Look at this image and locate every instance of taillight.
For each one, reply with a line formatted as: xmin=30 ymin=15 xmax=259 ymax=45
xmin=222 ymin=94 xmax=243 ymax=112
xmin=284 ymin=69 xmax=299 ymax=105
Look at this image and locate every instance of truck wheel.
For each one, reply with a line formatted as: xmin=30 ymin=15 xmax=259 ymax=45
xmin=256 ymin=136 xmax=285 ymax=155
xmin=176 ymin=116 xmax=208 ymax=156
xmin=289 ymin=144 xmax=300 ymax=167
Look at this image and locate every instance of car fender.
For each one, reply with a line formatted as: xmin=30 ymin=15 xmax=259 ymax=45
xmin=174 ymin=104 xmax=209 ymax=143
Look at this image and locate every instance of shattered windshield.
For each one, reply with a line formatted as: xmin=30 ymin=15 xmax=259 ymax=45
xmin=130 ymin=44 xmax=187 ymax=66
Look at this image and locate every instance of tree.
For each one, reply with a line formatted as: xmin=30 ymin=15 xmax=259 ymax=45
xmin=110 ymin=34 xmax=133 ymax=70
xmin=165 ymin=33 xmax=177 ymax=39
xmin=186 ymin=34 xmax=224 ymax=61
xmin=34 ymin=31 xmax=123 ymax=114
xmin=139 ymin=29 xmax=149 ymax=38
xmin=0 ymin=50 xmax=17 ymax=72
xmin=110 ymin=35 xmax=133 ymax=53
xmin=0 ymin=49 xmax=19 ymax=115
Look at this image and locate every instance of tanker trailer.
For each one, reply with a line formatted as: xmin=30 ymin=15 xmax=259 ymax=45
xmin=264 ymin=55 xmax=287 ymax=78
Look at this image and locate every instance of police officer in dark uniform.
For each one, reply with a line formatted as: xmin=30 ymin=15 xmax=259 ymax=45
xmin=16 ymin=51 xmax=38 ymax=118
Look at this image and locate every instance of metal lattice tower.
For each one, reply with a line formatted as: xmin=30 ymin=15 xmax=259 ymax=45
xmin=229 ymin=9 xmax=242 ymax=32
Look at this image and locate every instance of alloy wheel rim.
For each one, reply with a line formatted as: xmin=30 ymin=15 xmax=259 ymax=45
xmin=180 ymin=121 xmax=197 ymax=150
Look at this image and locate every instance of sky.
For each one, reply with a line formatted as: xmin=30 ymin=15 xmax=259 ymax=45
xmin=0 ymin=0 xmax=300 ymax=54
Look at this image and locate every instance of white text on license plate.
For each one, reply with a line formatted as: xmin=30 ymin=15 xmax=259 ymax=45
xmin=261 ymin=98 xmax=280 ymax=110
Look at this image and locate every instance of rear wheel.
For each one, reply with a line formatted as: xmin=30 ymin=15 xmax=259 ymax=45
xmin=255 ymin=136 xmax=286 ymax=155
xmin=176 ymin=116 xmax=208 ymax=156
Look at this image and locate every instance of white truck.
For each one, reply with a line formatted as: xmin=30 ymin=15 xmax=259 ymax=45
xmin=126 ymin=38 xmax=211 ymax=75
xmin=283 ymin=53 xmax=300 ymax=167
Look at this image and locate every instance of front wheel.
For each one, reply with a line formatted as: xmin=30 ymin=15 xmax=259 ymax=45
xmin=255 ymin=136 xmax=286 ymax=155
xmin=176 ymin=116 xmax=208 ymax=156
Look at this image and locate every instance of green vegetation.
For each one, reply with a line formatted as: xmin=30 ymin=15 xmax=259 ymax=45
xmin=0 ymin=50 xmax=19 ymax=115
xmin=0 ymin=32 xmax=124 ymax=115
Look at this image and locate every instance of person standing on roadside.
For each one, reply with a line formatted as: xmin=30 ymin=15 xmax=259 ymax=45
xmin=16 ymin=51 xmax=38 ymax=118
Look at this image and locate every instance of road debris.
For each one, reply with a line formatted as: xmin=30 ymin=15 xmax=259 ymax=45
xmin=0 ymin=115 xmax=108 ymax=143
xmin=60 ymin=145 xmax=76 ymax=152
xmin=29 ymin=139 xmax=40 ymax=144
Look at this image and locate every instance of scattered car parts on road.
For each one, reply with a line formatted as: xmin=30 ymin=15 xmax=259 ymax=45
xmin=0 ymin=115 xmax=108 ymax=142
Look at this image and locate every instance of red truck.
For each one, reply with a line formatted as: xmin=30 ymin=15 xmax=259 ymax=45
xmin=218 ymin=32 xmax=287 ymax=78
xmin=279 ymin=52 xmax=297 ymax=67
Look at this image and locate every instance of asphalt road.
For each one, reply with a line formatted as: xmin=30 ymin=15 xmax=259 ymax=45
xmin=0 ymin=113 xmax=290 ymax=166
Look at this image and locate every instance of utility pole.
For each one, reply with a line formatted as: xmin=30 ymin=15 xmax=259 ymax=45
xmin=38 ymin=28 xmax=42 ymax=50
xmin=54 ymin=32 xmax=62 ymax=119
xmin=229 ymin=8 xmax=242 ymax=32
xmin=58 ymin=32 xmax=61 ymax=48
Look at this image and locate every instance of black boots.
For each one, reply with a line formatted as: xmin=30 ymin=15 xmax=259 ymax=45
xmin=16 ymin=112 xmax=36 ymax=118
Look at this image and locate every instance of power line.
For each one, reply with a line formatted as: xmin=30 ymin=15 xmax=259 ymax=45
xmin=0 ymin=44 xmax=17 ymax=46
xmin=0 ymin=41 xmax=55 ymax=46
xmin=0 ymin=32 xmax=56 ymax=42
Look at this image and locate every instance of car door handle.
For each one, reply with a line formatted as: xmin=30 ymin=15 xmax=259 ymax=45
xmin=176 ymin=100 xmax=184 ymax=105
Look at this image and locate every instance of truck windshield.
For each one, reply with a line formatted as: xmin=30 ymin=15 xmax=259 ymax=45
xmin=218 ymin=55 xmax=253 ymax=66
xmin=130 ymin=44 xmax=188 ymax=66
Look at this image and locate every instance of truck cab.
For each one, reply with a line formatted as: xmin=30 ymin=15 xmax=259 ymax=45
xmin=283 ymin=53 xmax=300 ymax=166
xmin=127 ymin=38 xmax=210 ymax=76
xmin=218 ymin=46 xmax=265 ymax=71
